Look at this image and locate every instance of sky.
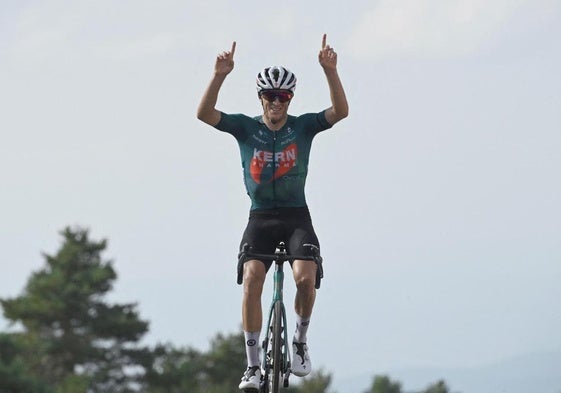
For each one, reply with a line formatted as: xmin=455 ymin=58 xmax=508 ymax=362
xmin=1 ymin=0 xmax=561 ymax=391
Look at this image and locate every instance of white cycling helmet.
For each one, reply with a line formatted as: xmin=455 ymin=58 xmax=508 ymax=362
xmin=256 ymin=66 xmax=297 ymax=93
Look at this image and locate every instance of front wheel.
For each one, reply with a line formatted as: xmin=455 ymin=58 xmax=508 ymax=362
xmin=271 ymin=301 xmax=283 ymax=393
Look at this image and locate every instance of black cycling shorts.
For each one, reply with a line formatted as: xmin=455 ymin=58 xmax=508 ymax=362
xmin=239 ymin=207 xmax=320 ymax=270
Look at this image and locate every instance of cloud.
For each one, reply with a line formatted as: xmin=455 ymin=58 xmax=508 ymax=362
xmin=347 ymin=0 xmax=531 ymax=60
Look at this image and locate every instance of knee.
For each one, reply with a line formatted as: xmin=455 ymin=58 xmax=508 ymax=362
xmin=293 ymin=260 xmax=317 ymax=293
xmin=295 ymin=273 xmax=315 ymax=293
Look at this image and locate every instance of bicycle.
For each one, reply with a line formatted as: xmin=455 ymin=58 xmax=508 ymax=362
xmin=237 ymin=242 xmax=323 ymax=393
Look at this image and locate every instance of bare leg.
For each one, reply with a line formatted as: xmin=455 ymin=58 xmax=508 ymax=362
xmin=292 ymin=259 xmax=317 ymax=318
xmin=239 ymin=261 xmax=266 ymax=387
xmin=291 ymin=259 xmax=316 ymax=376
xmin=242 ymin=259 xmax=266 ymax=332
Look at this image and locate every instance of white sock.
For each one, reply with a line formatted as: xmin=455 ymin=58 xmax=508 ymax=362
xmin=294 ymin=315 xmax=310 ymax=343
xmin=244 ymin=331 xmax=261 ymax=367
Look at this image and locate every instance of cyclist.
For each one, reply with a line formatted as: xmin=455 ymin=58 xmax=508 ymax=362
xmin=197 ymin=34 xmax=348 ymax=391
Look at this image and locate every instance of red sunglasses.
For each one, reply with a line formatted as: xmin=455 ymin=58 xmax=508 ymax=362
xmin=260 ymin=90 xmax=294 ymax=103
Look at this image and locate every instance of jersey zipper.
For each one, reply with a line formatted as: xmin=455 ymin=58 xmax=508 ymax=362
xmin=272 ymin=132 xmax=277 ymax=207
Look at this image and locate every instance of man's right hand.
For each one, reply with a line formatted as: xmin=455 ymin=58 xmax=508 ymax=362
xmin=215 ymin=41 xmax=236 ymax=76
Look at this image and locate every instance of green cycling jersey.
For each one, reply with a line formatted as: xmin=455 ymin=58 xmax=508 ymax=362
xmin=214 ymin=111 xmax=332 ymax=210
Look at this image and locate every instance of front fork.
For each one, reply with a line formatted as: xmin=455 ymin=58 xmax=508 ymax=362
xmin=261 ymin=265 xmax=292 ymax=389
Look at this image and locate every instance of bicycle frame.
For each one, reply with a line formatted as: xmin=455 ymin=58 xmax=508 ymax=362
xmin=262 ymin=259 xmax=291 ymax=385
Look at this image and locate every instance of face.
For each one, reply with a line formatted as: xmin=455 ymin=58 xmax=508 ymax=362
xmin=259 ymin=90 xmax=293 ymax=125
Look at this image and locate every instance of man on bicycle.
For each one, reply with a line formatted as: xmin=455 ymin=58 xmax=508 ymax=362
xmin=197 ymin=34 xmax=348 ymax=391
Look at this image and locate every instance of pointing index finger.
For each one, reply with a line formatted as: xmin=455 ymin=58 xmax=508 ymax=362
xmin=231 ymin=41 xmax=236 ymax=56
xmin=322 ymin=34 xmax=327 ymax=49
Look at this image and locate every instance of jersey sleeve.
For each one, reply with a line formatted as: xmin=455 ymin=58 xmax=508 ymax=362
xmin=317 ymin=110 xmax=334 ymax=131
xmin=213 ymin=112 xmax=250 ymax=140
xmin=298 ymin=110 xmax=333 ymax=136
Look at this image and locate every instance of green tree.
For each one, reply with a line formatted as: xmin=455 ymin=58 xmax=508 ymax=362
xmin=421 ymin=380 xmax=449 ymax=393
xmin=203 ymin=331 xmax=248 ymax=392
xmin=144 ymin=331 xmax=246 ymax=393
xmin=366 ymin=375 xmax=402 ymax=393
xmin=0 ymin=333 xmax=52 ymax=393
xmin=295 ymin=368 xmax=335 ymax=393
xmin=0 ymin=227 xmax=150 ymax=393
xmin=143 ymin=344 xmax=206 ymax=393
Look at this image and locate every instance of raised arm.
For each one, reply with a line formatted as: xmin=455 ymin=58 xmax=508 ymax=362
xmin=318 ymin=34 xmax=349 ymax=125
xmin=196 ymin=41 xmax=236 ymax=126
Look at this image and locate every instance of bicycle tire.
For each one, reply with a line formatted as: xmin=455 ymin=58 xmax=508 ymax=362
xmin=271 ymin=301 xmax=283 ymax=393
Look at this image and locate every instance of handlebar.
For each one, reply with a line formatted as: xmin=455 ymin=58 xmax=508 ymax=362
xmin=237 ymin=242 xmax=324 ymax=289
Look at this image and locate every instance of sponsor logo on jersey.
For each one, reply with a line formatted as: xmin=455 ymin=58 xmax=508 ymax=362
xmin=250 ymin=143 xmax=298 ymax=184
